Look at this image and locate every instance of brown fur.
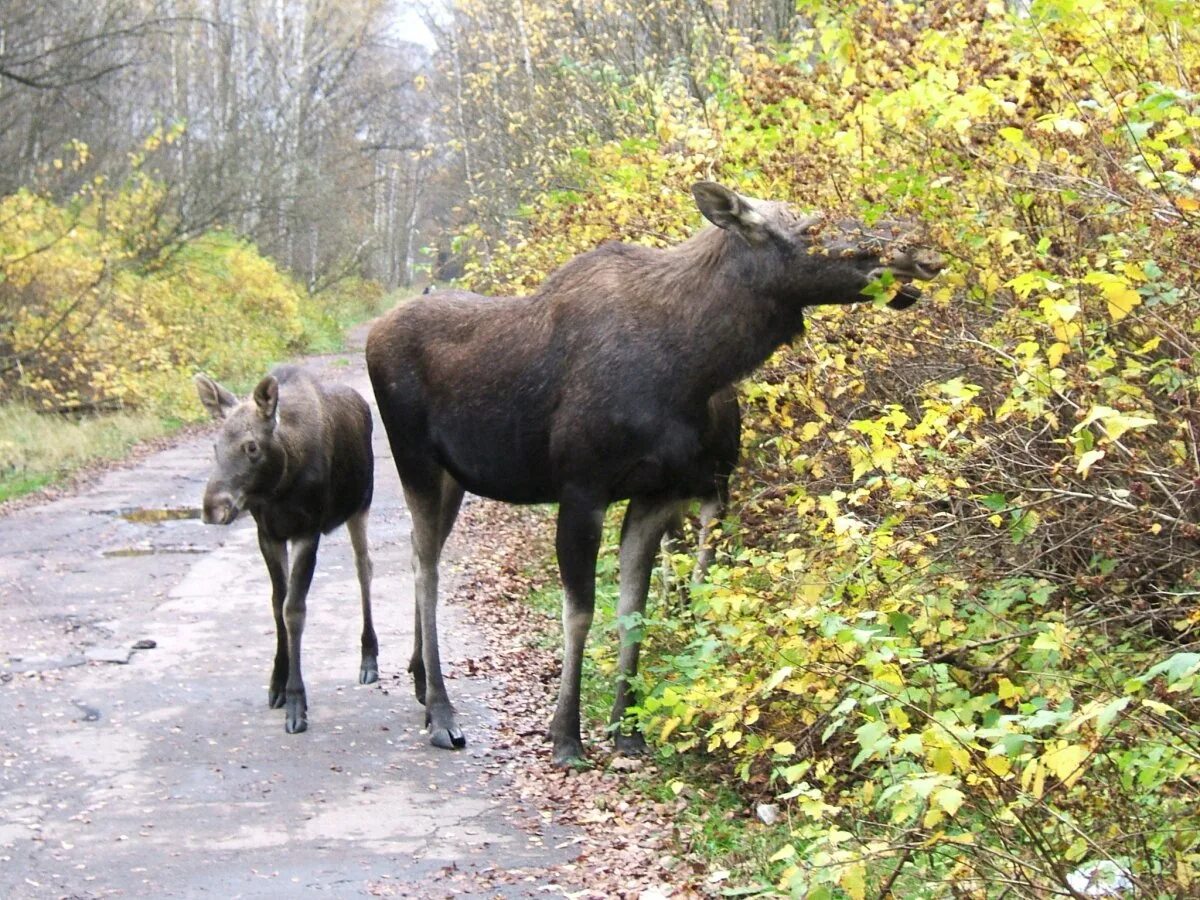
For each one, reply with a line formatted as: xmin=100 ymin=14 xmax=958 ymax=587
xmin=196 ymin=366 xmax=376 ymax=735
xmin=367 ymin=182 xmax=944 ymax=761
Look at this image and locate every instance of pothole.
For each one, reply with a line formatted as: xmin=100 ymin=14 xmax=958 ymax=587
xmin=101 ymin=545 xmax=208 ymax=558
xmin=117 ymin=506 xmax=203 ymax=524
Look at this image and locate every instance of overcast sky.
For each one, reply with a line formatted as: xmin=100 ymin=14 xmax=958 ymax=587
xmin=393 ymin=2 xmax=436 ymax=49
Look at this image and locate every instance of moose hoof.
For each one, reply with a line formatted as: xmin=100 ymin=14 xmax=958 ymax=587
xmin=551 ymin=739 xmax=588 ymax=768
xmin=615 ymin=732 xmax=649 ymax=756
xmin=268 ymin=688 xmax=286 ymax=709
xmin=285 ymin=702 xmax=308 ymax=734
xmin=359 ymin=660 xmax=379 ymax=685
xmin=430 ymin=727 xmax=466 ymax=750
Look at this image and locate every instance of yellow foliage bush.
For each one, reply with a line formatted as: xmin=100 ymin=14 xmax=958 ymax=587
xmin=1 ymin=180 xmax=306 ymax=418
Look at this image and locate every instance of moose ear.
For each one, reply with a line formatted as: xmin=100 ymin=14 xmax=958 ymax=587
xmin=195 ymin=374 xmax=239 ymax=420
xmin=253 ymin=375 xmax=280 ymax=423
xmin=691 ymin=182 xmax=770 ymax=245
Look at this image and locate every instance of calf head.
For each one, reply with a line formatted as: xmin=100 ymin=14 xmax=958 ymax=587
xmin=195 ymin=374 xmax=285 ymax=525
xmin=691 ymin=182 xmax=945 ymax=309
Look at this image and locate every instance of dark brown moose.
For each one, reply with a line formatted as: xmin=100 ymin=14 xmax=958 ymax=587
xmin=366 ymin=181 xmax=945 ymax=764
xmin=195 ymin=365 xmax=376 ymax=735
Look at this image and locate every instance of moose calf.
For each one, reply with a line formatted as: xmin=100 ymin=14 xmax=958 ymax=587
xmin=195 ymin=366 xmax=376 ymax=734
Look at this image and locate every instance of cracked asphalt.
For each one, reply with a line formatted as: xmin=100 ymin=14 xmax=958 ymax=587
xmin=0 ymin=331 xmax=577 ymax=898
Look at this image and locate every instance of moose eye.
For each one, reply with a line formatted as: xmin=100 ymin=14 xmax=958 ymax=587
xmin=244 ymin=440 xmax=259 ymax=457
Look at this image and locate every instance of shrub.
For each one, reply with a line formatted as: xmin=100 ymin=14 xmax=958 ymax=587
xmin=456 ymin=0 xmax=1200 ymax=894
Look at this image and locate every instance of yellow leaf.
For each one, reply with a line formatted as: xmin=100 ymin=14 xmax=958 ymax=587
xmin=997 ymin=677 xmax=1021 ymax=702
xmin=1075 ymin=449 xmax=1105 ymax=478
xmin=1047 ymin=342 xmax=1071 ymax=367
xmin=1043 ymin=742 xmax=1091 ymax=787
xmin=769 ymin=843 xmax=796 ymax=863
xmin=934 ymin=785 xmax=966 ymax=817
xmin=930 ymin=745 xmax=954 ymax=774
xmin=1104 ymin=284 xmax=1141 ymax=321
xmin=773 ymin=740 xmax=797 ymax=756
xmin=660 ymin=716 xmax=681 ymax=742
xmin=839 ymin=862 xmax=867 ymax=900
xmin=984 ymin=754 xmax=1012 ymax=777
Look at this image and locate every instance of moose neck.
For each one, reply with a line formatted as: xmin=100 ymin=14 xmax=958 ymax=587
xmin=661 ymin=228 xmax=808 ymax=402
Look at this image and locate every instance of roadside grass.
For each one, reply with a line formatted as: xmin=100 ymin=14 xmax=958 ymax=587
xmin=0 ymin=404 xmax=170 ymax=503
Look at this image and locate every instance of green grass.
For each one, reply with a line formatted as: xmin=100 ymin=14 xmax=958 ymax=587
xmin=0 ymin=403 xmax=170 ymax=503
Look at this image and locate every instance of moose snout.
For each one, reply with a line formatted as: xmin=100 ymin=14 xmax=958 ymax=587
xmin=202 ymin=490 xmax=240 ymax=525
xmin=877 ymin=247 xmax=948 ymax=310
xmin=884 ymin=247 xmax=947 ymax=282
xmin=909 ymin=249 xmax=947 ymax=280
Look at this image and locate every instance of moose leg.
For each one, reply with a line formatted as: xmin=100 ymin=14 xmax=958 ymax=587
xmin=282 ymin=535 xmax=319 ymax=734
xmin=693 ymin=493 xmax=725 ymax=585
xmin=404 ymin=469 xmax=466 ymax=749
xmin=258 ymin=527 xmax=290 ymax=709
xmin=346 ymin=511 xmax=378 ymax=685
xmin=611 ymin=496 xmax=681 ymax=755
xmin=406 ymin=471 xmax=464 ymax=706
xmin=549 ymin=491 xmax=605 ymax=765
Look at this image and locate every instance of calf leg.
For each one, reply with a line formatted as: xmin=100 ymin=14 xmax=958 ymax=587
xmin=346 ymin=511 xmax=378 ymax=685
xmin=404 ymin=468 xmax=466 ymax=749
xmin=549 ymin=490 xmax=605 ymax=765
xmin=282 ymin=535 xmax=319 ymax=734
xmin=611 ymin=496 xmax=682 ymax=755
xmin=258 ymin=527 xmax=290 ymax=710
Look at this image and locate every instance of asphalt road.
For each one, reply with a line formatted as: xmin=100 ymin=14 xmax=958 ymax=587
xmin=0 ymin=332 xmax=576 ymax=898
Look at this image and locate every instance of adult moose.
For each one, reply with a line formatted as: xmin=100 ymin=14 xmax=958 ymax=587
xmin=196 ymin=366 xmax=376 ymax=735
xmin=366 ymin=181 xmax=945 ymax=763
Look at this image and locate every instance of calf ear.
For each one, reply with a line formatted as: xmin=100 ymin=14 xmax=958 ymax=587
xmin=692 ymin=182 xmax=770 ymax=245
xmin=195 ymin=374 xmax=238 ymax=420
xmin=253 ymin=375 xmax=280 ymax=423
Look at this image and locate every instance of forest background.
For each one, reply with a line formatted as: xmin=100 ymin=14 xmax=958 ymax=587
xmin=2 ymin=0 xmax=1199 ymax=896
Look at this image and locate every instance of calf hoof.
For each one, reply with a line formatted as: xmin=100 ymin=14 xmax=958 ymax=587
xmin=284 ymin=689 xmax=308 ymax=734
xmin=615 ymin=732 xmax=649 ymax=756
xmin=285 ymin=702 xmax=308 ymax=734
xmin=430 ymin=727 xmax=466 ymax=750
xmin=359 ymin=658 xmax=379 ymax=685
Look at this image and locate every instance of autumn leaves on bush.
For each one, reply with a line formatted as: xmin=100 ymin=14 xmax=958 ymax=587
xmin=0 ymin=133 xmax=382 ymax=418
xmin=454 ymin=0 xmax=1200 ymax=894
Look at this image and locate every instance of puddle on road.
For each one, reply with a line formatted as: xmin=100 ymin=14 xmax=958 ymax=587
xmin=102 ymin=545 xmax=208 ymax=558
xmin=118 ymin=507 xmax=203 ymax=524
xmin=97 ymin=507 xmax=209 ymax=557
